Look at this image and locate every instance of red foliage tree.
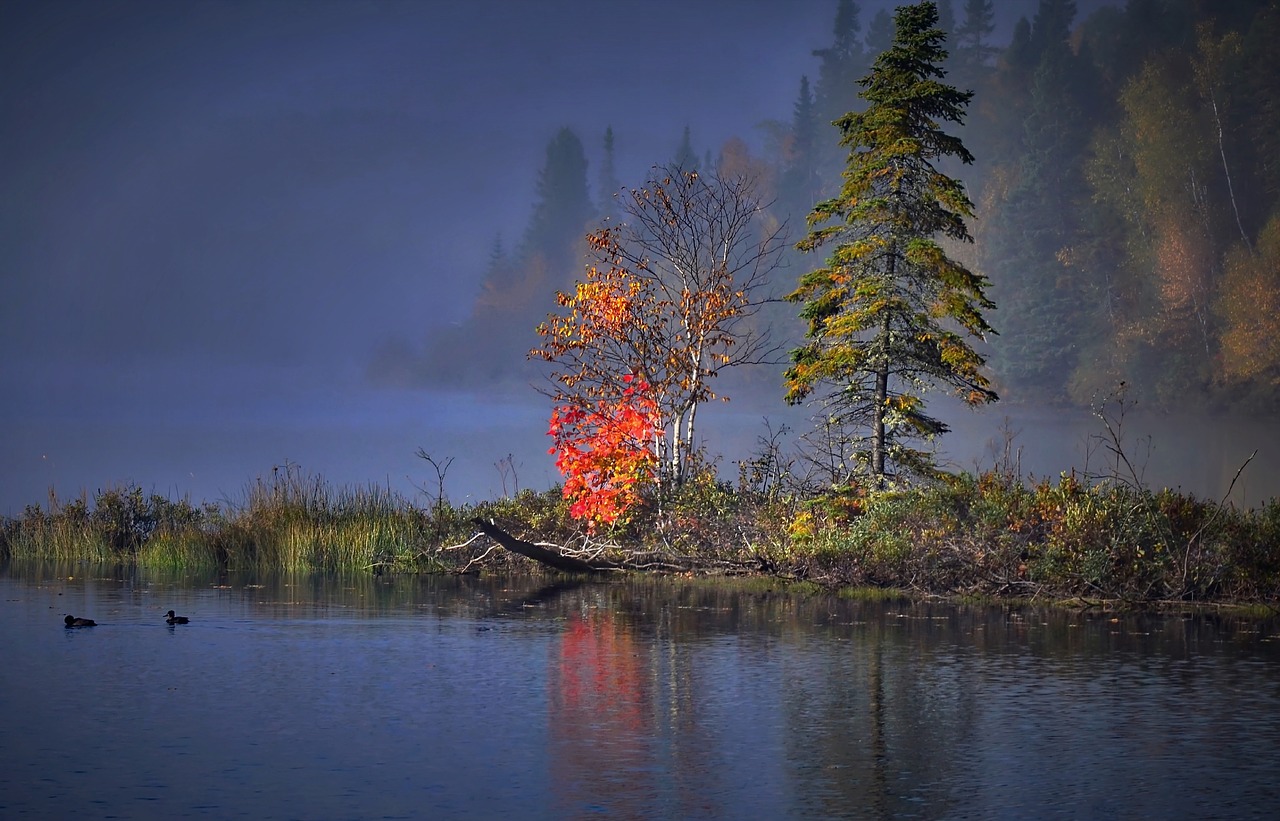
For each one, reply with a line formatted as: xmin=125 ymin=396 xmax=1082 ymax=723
xmin=546 ymin=375 xmax=658 ymax=532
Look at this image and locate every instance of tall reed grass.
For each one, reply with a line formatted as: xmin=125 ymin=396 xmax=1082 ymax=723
xmin=1 ymin=467 xmax=454 ymax=573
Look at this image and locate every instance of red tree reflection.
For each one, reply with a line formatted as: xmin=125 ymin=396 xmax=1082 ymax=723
xmin=548 ymin=610 xmax=653 ymax=816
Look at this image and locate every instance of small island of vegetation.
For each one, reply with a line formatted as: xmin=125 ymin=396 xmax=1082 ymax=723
xmin=2 ymin=435 xmax=1278 ymax=608
xmin=4 ymin=3 xmax=1277 ymax=611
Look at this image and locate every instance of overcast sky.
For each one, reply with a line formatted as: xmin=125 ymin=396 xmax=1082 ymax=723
xmin=4 ymin=0 xmax=1271 ymax=515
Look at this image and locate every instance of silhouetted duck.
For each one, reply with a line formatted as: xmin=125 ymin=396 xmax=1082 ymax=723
xmin=165 ymin=610 xmax=189 ymax=625
xmin=64 ymin=615 xmax=96 ymax=627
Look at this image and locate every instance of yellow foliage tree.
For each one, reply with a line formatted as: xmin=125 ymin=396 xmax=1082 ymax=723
xmin=1218 ymin=215 xmax=1280 ymax=386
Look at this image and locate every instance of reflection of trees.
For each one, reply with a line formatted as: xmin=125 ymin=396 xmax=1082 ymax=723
xmin=544 ymin=585 xmax=734 ymax=819
xmin=773 ymin=599 xmax=1280 ymax=816
xmin=779 ymin=603 xmax=987 ymax=818
xmin=548 ymin=610 xmax=653 ymax=817
xmin=13 ymin=561 xmax=1280 ymax=816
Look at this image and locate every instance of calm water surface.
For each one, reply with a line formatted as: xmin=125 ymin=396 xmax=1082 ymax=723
xmin=2 ymin=561 xmax=1279 ymax=820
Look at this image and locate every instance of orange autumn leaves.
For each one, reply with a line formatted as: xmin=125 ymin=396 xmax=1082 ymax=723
xmin=546 ymin=375 xmax=658 ymax=532
xmin=548 ymin=265 xmax=647 ymax=357
xmin=532 ymin=248 xmax=741 ymax=530
xmin=532 ymin=169 xmax=780 ymax=530
xmin=532 ymin=242 xmax=661 ymax=531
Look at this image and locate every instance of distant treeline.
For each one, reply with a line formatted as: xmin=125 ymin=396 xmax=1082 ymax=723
xmin=411 ymin=0 xmax=1280 ymax=415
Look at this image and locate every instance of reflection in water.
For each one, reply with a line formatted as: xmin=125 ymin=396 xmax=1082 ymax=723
xmin=545 ymin=589 xmax=733 ymax=819
xmin=2 ymin=560 xmax=1279 ymax=819
xmin=550 ymin=610 xmax=652 ymax=817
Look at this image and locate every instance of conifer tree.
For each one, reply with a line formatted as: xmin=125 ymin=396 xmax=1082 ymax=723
xmin=811 ymin=0 xmax=869 ymax=194
xmin=986 ymin=15 xmax=1091 ymax=396
xmin=522 ymin=127 xmax=594 ymax=267
xmin=780 ymin=75 xmax=821 ymax=219
xmin=785 ymin=1 xmax=997 ymax=488
xmin=1029 ymin=0 xmax=1078 ymax=58
xmin=953 ymin=0 xmax=997 ymax=80
xmin=812 ymin=0 xmax=866 ymax=127
xmin=936 ymin=0 xmax=956 ymax=36
xmin=672 ymin=126 xmax=698 ymax=171
xmin=597 ymin=126 xmax=623 ymax=222
xmin=865 ymin=9 xmax=895 ymax=57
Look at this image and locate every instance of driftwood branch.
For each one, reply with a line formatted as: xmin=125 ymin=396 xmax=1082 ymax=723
xmin=441 ymin=532 xmax=486 ymax=551
xmin=471 ymin=518 xmax=621 ymax=573
xmin=470 ymin=519 xmax=767 ymax=577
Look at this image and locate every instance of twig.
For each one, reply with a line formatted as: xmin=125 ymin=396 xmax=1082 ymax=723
xmin=1181 ymin=449 xmax=1257 ymax=594
xmin=441 ymin=532 xmax=486 ymax=551
xmin=458 ymin=543 xmax=503 ymax=574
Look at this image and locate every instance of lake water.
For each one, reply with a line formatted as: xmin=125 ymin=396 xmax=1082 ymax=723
xmin=3 ymin=562 xmax=1279 ymax=820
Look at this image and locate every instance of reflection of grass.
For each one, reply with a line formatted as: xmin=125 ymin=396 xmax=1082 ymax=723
xmin=835 ymin=585 xmax=911 ymax=602
xmin=2 ymin=465 xmax=1278 ymax=605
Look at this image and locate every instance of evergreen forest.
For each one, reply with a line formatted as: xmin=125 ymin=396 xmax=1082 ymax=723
xmin=439 ymin=0 xmax=1280 ymax=417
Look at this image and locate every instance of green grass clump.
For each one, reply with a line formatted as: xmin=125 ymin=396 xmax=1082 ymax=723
xmin=2 ymin=487 xmax=211 ymax=563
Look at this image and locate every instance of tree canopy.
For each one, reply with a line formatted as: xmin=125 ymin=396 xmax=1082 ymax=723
xmin=532 ymin=165 xmax=785 ymax=524
xmin=785 ymin=0 xmax=997 ymax=488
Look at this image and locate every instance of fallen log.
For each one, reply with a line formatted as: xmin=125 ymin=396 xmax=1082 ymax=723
xmin=470 ymin=518 xmax=772 ymax=577
xmin=471 ymin=518 xmax=621 ymax=573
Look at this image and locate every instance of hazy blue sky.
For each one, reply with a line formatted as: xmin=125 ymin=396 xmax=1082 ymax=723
xmin=6 ymin=0 xmax=1271 ymax=515
xmin=0 ymin=0 xmax=839 ymax=512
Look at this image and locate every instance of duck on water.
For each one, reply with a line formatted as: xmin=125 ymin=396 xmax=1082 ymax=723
xmin=64 ymin=615 xmax=96 ymax=627
xmin=165 ymin=610 xmax=189 ymax=625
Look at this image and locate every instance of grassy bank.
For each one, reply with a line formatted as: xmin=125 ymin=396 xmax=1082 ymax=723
xmin=2 ymin=464 xmax=1278 ymax=605
xmin=0 ymin=468 xmax=462 ymax=573
xmin=785 ymin=471 xmax=1280 ymax=604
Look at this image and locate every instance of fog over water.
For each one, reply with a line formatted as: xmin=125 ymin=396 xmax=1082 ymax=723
xmin=3 ymin=0 xmax=1273 ymax=515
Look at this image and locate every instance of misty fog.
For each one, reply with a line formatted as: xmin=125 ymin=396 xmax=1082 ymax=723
xmin=2 ymin=0 xmax=1276 ymax=516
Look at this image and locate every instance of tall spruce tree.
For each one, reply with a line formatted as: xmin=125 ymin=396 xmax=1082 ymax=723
xmin=785 ymin=1 xmax=997 ymax=488
xmin=779 ymin=75 xmax=821 ymax=220
xmin=597 ymin=126 xmax=623 ymax=222
xmin=812 ymin=0 xmax=866 ymax=129
xmin=811 ymin=1 xmax=869 ymax=195
xmin=936 ymin=0 xmax=956 ymax=36
xmin=953 ymin=0 xmax=997 ymax=82
xmin=983 ymin=0 xmax=1100 ymax=399
xmin=522 ymin=127 xmax=594 ymax=267
xmin=865 ymin=9 xmax=896 ymax=60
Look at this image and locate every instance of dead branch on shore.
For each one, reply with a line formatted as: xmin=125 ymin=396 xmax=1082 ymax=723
xmin=441 ymin=532 xmax=486 ymax=552
xmin=471 ymin=518 xmax=619 ymax=573
xmin=469 ymin=517 xmax=763 ymax=576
